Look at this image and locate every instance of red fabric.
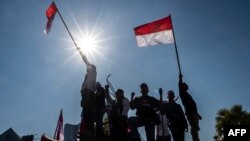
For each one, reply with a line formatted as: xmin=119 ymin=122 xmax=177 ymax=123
xmin=45 ymin=2 xmax=58 ymax=34
xmin=54 ymin=110 xmax=64 ymax=140
xmin=41 ymin=134 xmax=58 ymax=141
xmin=134 ymin=15 xmax=173 ymax=35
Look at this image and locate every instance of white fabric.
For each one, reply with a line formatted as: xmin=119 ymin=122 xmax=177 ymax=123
xmin=121 ymin=97 xmax=130 ymax=116
xmin=135 ymin=30 xmax=174 ymax=47
xmin=156 ymin=112 xmax=171 ymax=136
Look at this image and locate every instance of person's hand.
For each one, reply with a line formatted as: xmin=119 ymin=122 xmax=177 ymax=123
xmin=131 ymin=92 xmax=135 ymax=98
xmin=105 ymin=85 xmax=109 ymax=90
xmin=131 ymin=92 xmax=135 ymax=97
xmin=159 ymin=88 xmax=163 ymax=95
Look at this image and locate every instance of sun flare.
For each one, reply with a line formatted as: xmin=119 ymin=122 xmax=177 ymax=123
xmin=77 ymin=35 xmax=98 ymax=54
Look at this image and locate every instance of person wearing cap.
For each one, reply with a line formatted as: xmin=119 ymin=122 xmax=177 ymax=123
xmin=179 ymin=74 xmax=202 ymax=141
xmin=162 ymin=90 xmax=188 ymax=141
xmin=93 ymin=82 xmax=106 ymax=136
xmin=129 ymin=83 xmax=161 ymax=141
xmin=105 ymin=86 xmax=130 ymax=141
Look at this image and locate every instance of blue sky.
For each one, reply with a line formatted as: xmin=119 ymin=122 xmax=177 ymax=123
xmin=1 ymin=0 xmax=250 ymax=140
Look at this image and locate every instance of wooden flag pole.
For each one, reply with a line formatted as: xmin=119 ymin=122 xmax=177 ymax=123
xmin=170 ymin=15 xmax=182 ymax=76
xmin=53 ymin=1 xmax=90 ymax=66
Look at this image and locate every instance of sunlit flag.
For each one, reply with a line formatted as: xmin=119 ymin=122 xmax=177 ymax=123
xmin=54 ymin=109 xmax=64 ymax=141
xmin=45 ymin=2 xmax=58 ymax=34
xmin=134 ymin=15 xmax=174 ymax=47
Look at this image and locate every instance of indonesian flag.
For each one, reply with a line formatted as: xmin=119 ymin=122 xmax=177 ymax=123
xmin=54 ymin=110 xmax=64 ymax=141
xmin=45 ymin=2 xmax=58 ymax=34
xmin=134 ymin=15 xmax=174 ymax=47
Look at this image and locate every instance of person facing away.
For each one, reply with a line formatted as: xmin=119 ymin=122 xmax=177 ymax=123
xmin=162 ymin=90 xmax=188 ymax=141
xmin=129 ymin=83 xmax=161 ymax=141
xmin=179 ymin=74 xmax=202 ymax=141
xmin=93 ymin=82 xmax=106 ymax=136
xmin=105 ymin=86 xmax=130 ymax=141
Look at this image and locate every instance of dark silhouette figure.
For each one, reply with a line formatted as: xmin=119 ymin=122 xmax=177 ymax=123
xmin=179 ymin=74 xmax=202 ymax=141
xmin=94 ymin=82 xmax=106 ymax=136
xmin=129 ymin=83 xmax=161 ymax=141
xmin=105 ymin=86 xmax=130 ymax=141
xmin=80 ymin=51 xmax=97 ymax=136
xmin=162 ymin=90 xmax=188 ymax=141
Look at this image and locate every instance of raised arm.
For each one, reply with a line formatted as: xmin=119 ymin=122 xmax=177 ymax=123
xmin=130 ymin=92 xmax=136 ymax=110
xmin=77 ymin=46 xmax=90 ymax=66
xmin=104 ymin=85 xmax=115 ymax=105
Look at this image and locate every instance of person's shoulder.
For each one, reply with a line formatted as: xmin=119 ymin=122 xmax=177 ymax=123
xmin=148 ymin=95 xmax=159 ymax=101
xmin=123 ymin=97 xmax=130 ymax=102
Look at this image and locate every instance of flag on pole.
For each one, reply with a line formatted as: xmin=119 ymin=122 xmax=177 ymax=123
xmin=41 ymin=134 xmax=58 ymax=141
xmin=45 ymin=2 xmax=58 ymax=34
xmin=134 ymin=15 xmax=174 ymax=47
xmin=54 ymin=109 xmax=64 ymax=141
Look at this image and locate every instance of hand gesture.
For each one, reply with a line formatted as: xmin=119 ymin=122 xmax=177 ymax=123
xmin=159 ymin=88 xmax=163 ymax=102
xmin=105 ymin=85 xmax=109 ymax=90
xmin=131 ymin=92 xmax=135 ymax=100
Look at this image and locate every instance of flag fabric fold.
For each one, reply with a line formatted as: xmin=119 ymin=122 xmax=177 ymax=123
xmin=41 ymin=134 xmax=58 ymax=141
xmin=134 ymin=15 xmax=174 ymax=47
xmin=54 ymin=110 xmax=64 ymax=141
xmin=45 ymin=2 xmax=58 ymax=34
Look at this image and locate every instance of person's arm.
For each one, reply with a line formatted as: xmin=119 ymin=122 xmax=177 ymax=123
xmin=104 ymin=85 xmax=115 ymax=105
xmin=152 ymin=97 xmax=161 ymax=111
xmin=130 ymin=92 xmax=137 ymax=110
xmin=179 ymin=73 xmax=183 ymax=84
xmin=77 ymin=47 xmax=90 ymax=66
xmin=178 ymin=104 xmax=188 ymax=131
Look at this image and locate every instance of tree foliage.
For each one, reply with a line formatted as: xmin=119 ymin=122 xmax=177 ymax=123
xmin=215 ymin=104 xmax=250 ymax=140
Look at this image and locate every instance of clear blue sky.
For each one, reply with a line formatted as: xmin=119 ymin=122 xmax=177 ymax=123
xmin=1 ymin=0 xmax=250 ymax=140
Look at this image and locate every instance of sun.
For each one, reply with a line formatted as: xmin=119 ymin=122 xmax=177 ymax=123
xmin=77 ymin=35 xmax=98 ymax=54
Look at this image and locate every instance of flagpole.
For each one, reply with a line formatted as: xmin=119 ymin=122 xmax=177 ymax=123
xmin=53 ymin=1 xmax=90 ymax=66
xmin=170 ymin=14 xmax=182 ymax=76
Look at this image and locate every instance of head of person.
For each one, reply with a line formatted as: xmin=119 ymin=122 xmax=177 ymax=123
xmin=181 ymin=82 xmax=189 ymax=90
xmin=140 ymin=83 xmax=149 ymax=96
xmin=167 ymin=90 xmax=175 ymax=101
xmin=96 ymin=81 xmax=101 ymax=89
xmin=115 ymin=89 xmax=124 ymax=100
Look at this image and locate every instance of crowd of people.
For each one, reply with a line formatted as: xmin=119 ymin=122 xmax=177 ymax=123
xmin=79 ymin=78 xmax=201 ymax=141
xmin=78 ymin=53 xmax=201 ymax=141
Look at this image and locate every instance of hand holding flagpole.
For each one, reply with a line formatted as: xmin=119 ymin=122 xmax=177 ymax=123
xmin=45 ymin=1 xmax=90 ymax=66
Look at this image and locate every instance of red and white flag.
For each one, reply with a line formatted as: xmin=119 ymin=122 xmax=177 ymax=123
xmin=54 ymin=109 xmax=64 ymax=141
xmin=45 ymin=2 xmax=58 ymax=34
xmin=134 ymin=15 xmax=174 ymax=47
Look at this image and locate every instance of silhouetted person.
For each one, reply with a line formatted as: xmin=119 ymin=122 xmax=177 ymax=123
xmin=129 ymin=83 xmax=161 ymax=141
xmin=179 ymin=74 xmax=202 ymax=141
xmin=94 ymin=82 xmax=106 ymax=136
xmin=80 ymin=50 xmax=97 ymax=136
xmin=162 ymin=90 xmax=188 ymax=141
xmin=105 ymin=86 xmax=130 ymax=141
